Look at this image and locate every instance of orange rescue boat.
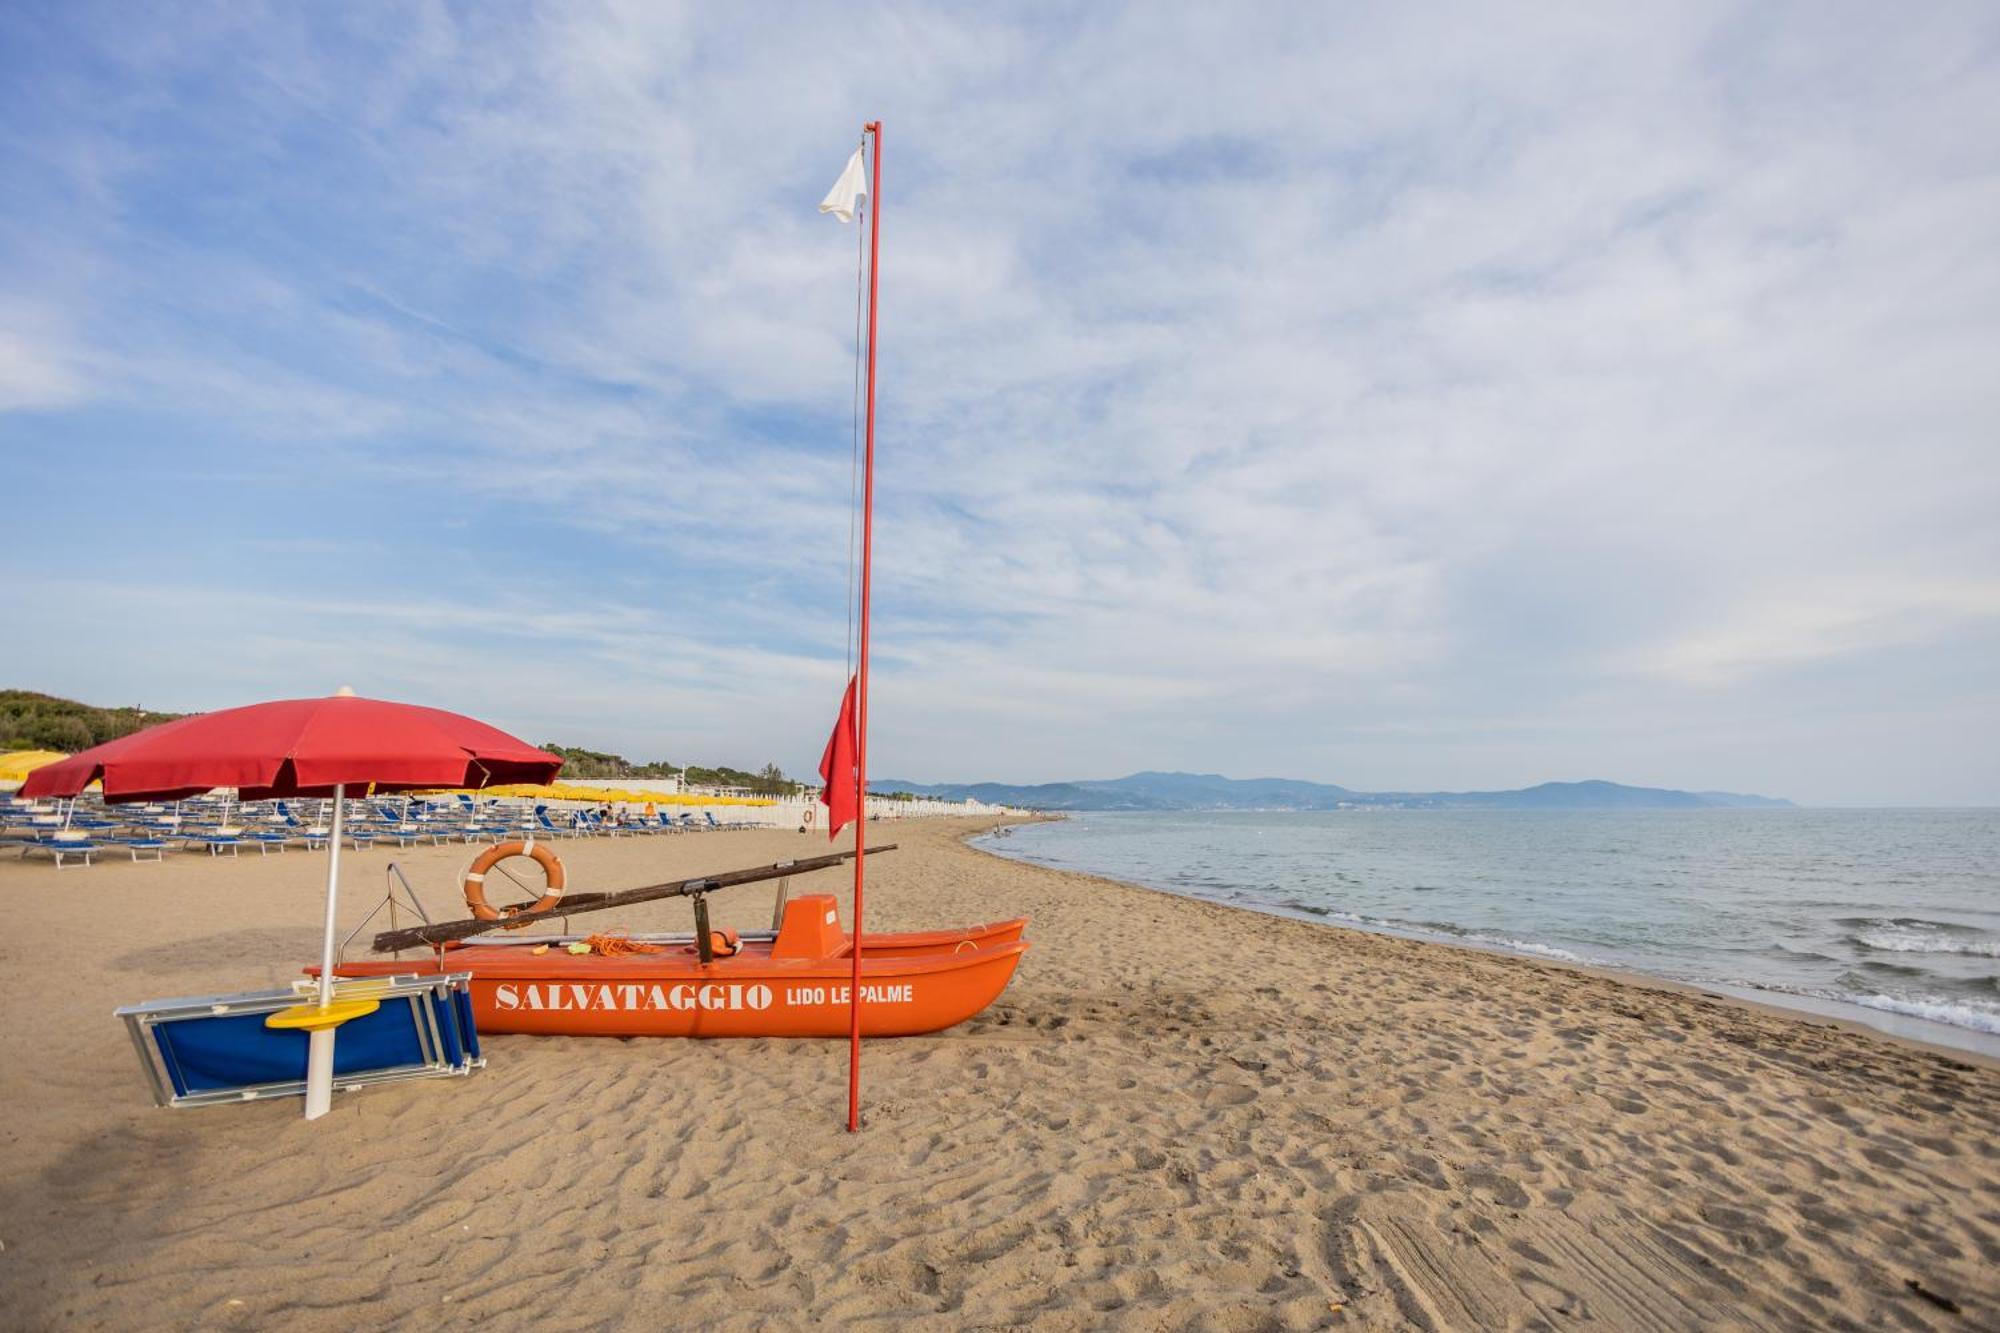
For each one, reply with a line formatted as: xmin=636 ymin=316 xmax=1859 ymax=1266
xmin=331 ymin=893 xmax=1028 ymax=1038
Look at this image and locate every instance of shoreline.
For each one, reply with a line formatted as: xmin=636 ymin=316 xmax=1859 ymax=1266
xmin=969 ymin=817 xmax=2000 ymax=1067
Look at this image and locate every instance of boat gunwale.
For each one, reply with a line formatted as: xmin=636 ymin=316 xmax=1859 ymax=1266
xmin=332 ymin=938 xmax=1030 ymax=982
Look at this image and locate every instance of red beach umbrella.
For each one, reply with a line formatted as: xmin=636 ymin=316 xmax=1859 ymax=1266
xmin=26 ymin=689 xmax=560 ymax=1119
xmin=21 ymin=691 xmax=559 ymax=803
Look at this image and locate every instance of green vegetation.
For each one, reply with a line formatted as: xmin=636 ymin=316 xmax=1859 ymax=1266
xmin=1 ymin=689 xmax=186 ymax=753
xmin=538 ymin=747 xmax=795 ymax=795
xmin=535 ymin=744 xmax=674 ymax=780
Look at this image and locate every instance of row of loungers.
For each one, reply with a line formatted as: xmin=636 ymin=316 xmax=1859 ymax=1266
xmin=529 ymin=807 xmax=758 ymax=839
xmin=1 ymin=797 xmax=761 ymax=868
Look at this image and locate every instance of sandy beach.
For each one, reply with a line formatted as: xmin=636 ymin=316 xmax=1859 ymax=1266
xmin=1 ymin=815 xmax=1995 ymax=1330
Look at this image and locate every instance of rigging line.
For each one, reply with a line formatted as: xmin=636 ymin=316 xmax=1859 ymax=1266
xmin=845 ymin=137 xmax=867 ymax=682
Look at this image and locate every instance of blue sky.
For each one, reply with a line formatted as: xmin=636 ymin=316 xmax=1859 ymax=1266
xmin=3 ymin=3 xmax=1998 ymax=804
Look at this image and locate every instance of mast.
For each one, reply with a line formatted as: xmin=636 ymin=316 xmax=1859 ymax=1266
xmin=849 ymin=120 xmax=882 ymax=1133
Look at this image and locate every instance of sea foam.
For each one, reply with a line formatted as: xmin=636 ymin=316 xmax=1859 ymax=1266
xmin=1481 ymin=937 xmax=1586 ymax=963
xmin=1852 ymin=924 xmax=2000 ymax=958
xmin=1851 ymin=993 xmax=2000 ymax=1036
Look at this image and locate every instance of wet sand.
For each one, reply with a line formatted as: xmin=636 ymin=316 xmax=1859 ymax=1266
xmin=1 ymin=816 xmax=1995 ymax=1329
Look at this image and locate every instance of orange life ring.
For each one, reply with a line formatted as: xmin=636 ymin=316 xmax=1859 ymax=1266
xmin=463 ymin=839 xmax=566 ymax=923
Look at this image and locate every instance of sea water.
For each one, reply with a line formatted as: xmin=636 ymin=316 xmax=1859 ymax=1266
xmin=974 ymin=809 xmax=2000 ymax=1058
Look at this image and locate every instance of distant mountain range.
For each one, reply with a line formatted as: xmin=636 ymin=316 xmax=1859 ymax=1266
xmin=872 ymin=771 xmax=1794 ymax=812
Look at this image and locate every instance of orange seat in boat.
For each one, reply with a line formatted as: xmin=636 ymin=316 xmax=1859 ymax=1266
xmin=677 ymin=928 xmax=740 ymax=959
xmin=771 ymin=893 xmax=847 ymax=961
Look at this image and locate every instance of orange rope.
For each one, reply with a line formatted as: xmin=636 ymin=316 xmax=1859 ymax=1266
xmin=583 ymin=933 xmax=668 ymax=957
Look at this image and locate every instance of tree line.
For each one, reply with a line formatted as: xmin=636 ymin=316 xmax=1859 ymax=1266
xmin=535 ymin=744 xmax=794 ymax=795
xmin=1 ymin=690 xmax=184 ymax=753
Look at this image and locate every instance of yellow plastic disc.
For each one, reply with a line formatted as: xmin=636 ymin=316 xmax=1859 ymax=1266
xmin=264 ymin=998 xmax=381 ymax=1032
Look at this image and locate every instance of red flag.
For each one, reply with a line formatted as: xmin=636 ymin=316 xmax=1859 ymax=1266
xmin=817 ymin=675 xmax=859 ymax=840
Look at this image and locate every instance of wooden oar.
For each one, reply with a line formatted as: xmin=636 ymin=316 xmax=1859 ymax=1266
xmin=369 ymin=845 xmax=897 ymax=953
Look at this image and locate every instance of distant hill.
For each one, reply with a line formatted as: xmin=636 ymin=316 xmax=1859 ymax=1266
xmin=870 ymin=771 xmax=1793 ymax=812
xmin=9 ymin=690 xmax=1793 ymax=811
xmin=0 ymin=689 xmax=186 ymax=753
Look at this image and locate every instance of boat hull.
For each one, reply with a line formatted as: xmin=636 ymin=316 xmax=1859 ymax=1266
xmin=332 ymin=937 xmax=1028 ymax=1038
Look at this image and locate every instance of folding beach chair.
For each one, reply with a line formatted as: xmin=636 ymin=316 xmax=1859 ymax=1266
xmin=117 ymin=973 xmax=482 ymax=1109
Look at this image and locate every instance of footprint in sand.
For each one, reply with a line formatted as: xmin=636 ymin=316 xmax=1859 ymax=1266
xmin=1462 ymin=1168 xmax=1532 ymax=1210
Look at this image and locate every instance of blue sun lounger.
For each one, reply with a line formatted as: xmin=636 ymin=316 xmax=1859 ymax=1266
xmin=103 ymin=835 xmax=169 ymax=863
xmin=273 ymin=802 xmax=362 ymax=850
xmin=577 ymin=811 xmax=629 ymax=837
xmin=117 ymin=973 xmax=481 ymax=1109
xmin=195 ymin=832 xmax=243 ymax=856
xmin=372 ymin=805 xmax=450 ymax=847
xmin=533 ymin=806 xmax=584 ymax=838
xmin=273 ymin=801 xmax=320 ymax=847
xmin=18 ymin=834 xmax=101 ymax=868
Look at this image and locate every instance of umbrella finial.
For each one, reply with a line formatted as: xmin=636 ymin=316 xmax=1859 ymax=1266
xmin=333 ymin=685 xmax=357 ymax=697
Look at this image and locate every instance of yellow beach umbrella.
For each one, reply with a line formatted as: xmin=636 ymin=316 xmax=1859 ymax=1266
xmin=429 ymin=782 xmax=775 ymax=807
xmin=0 ymin=750 xmax=68 ymax=785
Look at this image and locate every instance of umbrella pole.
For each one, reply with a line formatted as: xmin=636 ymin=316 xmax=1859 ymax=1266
xmin=305 ymin=783 xmax=347 ymax=1120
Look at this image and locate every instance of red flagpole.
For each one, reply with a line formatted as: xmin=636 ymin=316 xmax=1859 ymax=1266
xmin=849 ymin=120 xmax=882 ymax=1133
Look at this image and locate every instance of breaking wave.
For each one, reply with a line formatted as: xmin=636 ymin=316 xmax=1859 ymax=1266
xmin=1847 ymin=918 xmax=2000 ymax=958
xmin=1278 ymin=905 xmax=1590 ymax=964
xmin=1475 ymin=937 xmax=1585 ymax=963
xmin=1849 ymin=994 xmax=2000 ymax=1036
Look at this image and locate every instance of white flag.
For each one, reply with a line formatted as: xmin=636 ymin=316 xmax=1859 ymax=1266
xmin=819 ymin=147 xmax=868 ymax=223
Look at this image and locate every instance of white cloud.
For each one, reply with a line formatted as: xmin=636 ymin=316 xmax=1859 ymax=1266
xmin=0 ymin=306 xmax=88 ymax=412
xmin=1636 ymin=579 xmax=2000 ymax=686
